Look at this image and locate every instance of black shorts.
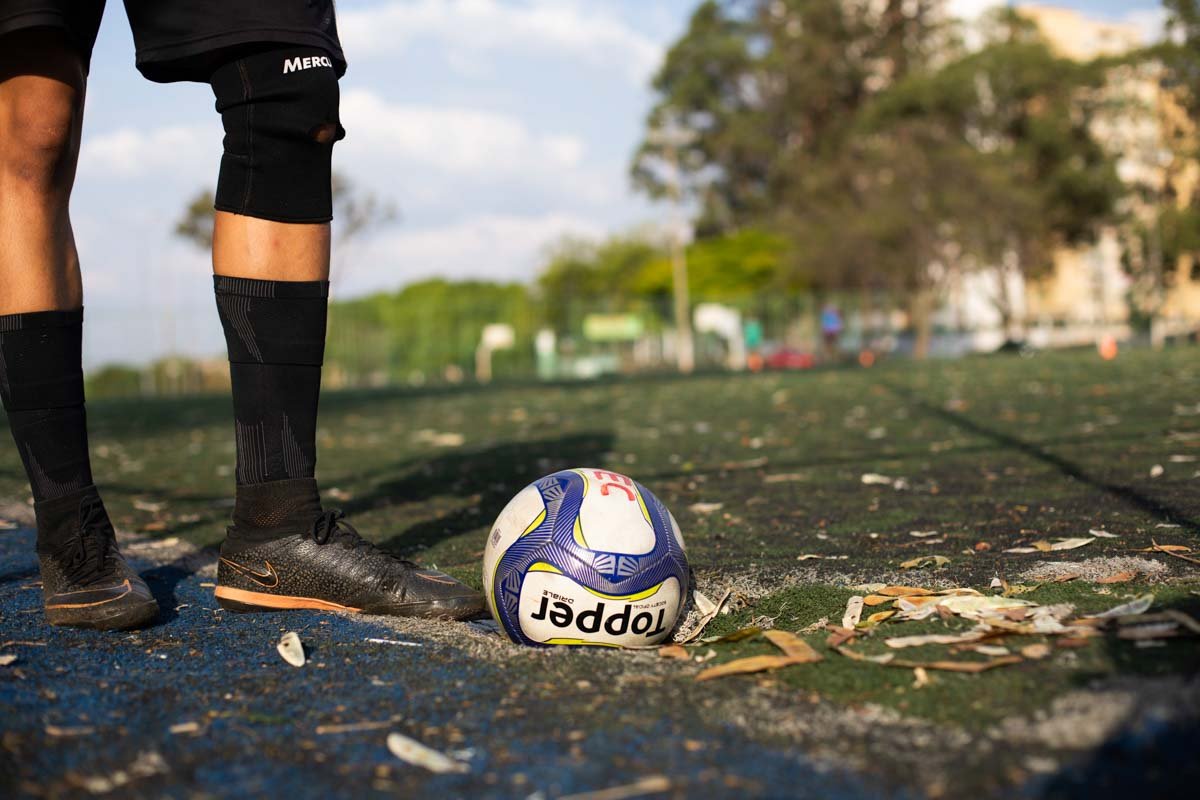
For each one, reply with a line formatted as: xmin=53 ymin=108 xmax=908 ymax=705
xmin=0 ymin=1 xmax=345 ymax=82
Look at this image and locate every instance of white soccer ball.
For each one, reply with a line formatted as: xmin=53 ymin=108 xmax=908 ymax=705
xmin=483 ymin=468 xmax=690 ymax=647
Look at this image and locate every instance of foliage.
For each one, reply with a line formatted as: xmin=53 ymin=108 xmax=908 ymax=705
xmin=629 ymin=2 xmax=1125 ymax=353
xmin=326 ymin=279 xmax=537 ymax=382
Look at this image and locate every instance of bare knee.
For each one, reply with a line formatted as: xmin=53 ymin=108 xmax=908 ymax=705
xmin=0 ymin=78 xmax=83 ymax=190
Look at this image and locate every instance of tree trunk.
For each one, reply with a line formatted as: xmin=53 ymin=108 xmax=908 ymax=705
xmin=911 ymin=287 xmax=934 ymax=360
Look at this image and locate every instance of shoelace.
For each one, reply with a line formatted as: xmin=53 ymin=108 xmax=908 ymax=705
xmin=52 ymin=497 xmax=115 ymax=586
xmin=309 ymin=510 xmax=418 ymax=567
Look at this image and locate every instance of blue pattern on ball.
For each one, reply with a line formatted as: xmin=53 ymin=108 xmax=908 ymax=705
xmin=492 ymin=470 xmax=689 ymax=646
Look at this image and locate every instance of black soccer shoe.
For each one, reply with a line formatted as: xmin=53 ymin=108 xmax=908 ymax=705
xmin=215 ymin=510 xmax=485 ymax=620
xmin=35 ymin=491 xmax=159 ymax=630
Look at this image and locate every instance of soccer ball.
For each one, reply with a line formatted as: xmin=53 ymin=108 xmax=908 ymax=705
xmin=483 ymin=468 xmax=690 ymax=647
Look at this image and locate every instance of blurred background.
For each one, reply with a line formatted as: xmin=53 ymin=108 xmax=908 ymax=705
xmin=71 ymin=1 xmax=1193 ymax=396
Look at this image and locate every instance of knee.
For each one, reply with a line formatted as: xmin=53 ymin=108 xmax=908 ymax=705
xmin=211 ymin=48 xmax=343 ymax=223
xmin=2 ymin=81 xmax=82 ymax=189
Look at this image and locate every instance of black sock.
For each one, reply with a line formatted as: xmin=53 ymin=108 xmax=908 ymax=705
xmin=214 ymin=276 xmax=328 ymax=536
xmin=0 ymin=310 xmax=96 ymax=509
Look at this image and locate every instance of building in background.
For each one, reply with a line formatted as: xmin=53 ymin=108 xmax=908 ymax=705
xmin=1016 ymin=4 xmax=1200 ymax=344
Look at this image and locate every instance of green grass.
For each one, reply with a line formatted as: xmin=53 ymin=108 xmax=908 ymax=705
xmin=2 ymin=345 xmax=1198 ymax=728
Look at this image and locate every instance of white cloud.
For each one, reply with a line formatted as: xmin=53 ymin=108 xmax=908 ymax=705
xmin=1124 ymin=8 xmax=1168 ymax=45
xmin=338 ymin=211 xmax=604 ymax=294
xmin=339 ymin=87 xmax=585 ymax=176
xmin=79 ymin=124 xmax=219 ymax=179
xmin=339 ymin=0 xmax=663 ymax=84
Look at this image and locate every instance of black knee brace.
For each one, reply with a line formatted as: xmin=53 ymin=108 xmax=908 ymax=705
xmin=210 ymin=47 xmax=345 ymax=223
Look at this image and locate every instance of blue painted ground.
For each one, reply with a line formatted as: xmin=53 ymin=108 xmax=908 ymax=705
xmin=0 ymin=529 xmax=884 ymax=799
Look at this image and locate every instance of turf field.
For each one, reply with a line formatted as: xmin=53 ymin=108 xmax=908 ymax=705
xmin=1 ymin=347 xmax=1198 ymax=798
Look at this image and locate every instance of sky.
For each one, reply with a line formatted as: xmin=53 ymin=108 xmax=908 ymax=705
xmin=65 ymin=0 xmax=1162 ymax=366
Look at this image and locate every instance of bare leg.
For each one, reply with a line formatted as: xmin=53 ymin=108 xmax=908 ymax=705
xmin=212 ymin=212 xmax=330 ymax=281
xmin=0 ymin=29 xmax=86 ymax=312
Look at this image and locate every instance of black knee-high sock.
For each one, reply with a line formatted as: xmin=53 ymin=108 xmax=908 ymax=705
xmin=0 ymin=310 xmax=101 ymax=540
xmin=214 ymin=276 xmax=327 ymax=536
xmin=0 ymin=310 xmax=94 ymax=500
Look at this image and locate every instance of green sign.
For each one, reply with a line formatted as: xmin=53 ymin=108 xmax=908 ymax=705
xmin=583 ymin=314 xmax=644 ymax=343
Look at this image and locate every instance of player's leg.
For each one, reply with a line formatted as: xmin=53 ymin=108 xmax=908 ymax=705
xmin=0 ymin=27 xmax=157 ymax=630
xmin=202 ymin=47 xmax=482 ymax=619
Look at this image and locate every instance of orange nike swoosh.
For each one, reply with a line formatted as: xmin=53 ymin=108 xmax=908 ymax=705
xmin=220 ymin=557 xmax=280 ymax=589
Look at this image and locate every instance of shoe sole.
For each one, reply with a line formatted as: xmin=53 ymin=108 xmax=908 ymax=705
xmin=214 ymin=585 xmax=485 ymax=620
xmin=46 ymin=596 xmax=159 ymax=631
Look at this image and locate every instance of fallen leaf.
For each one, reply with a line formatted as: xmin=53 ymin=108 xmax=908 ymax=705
xmin=899 ymin=555 xmax=950 ymax=569
xmin=1021 ymin=643 xmax=1052 ymax=660
xmin=1145 ymin=541 xmax=1200 ymax=566
xmin=861 ymin=473 xmax=894 ymax=485
xmin=559 ymin=776 xmax=672 ymax=800
xmin=762 ymin=630 xmax=823 ymax=663
xmin=1031 ymin=538 xmax=1094 ymax=552
xmin=842 ymin=596 xmax=865 ymax=629
xmin=836 ymin=646 xmax=1022 ymax=673
xmin=878 ymin=586 xmax=936 ymax=597
xmin=972 ymin=645 xmax=1011 ymax=657
xmin=864 ymin=610 xmax=896 ymax=626
xmin=795 ymin=554 xmax=824 ymax=561
xmin=386 ymin=732 xmax=469 ymax=774
xmin=909 ymin=530 xmax=941 ymax=538
xmin=912 ymin=667 xmax=931 ymax=688
xmin=678 ymin=589 xmax=732 ymax=643
xmin=825 ymin=626 xmax=858 ymax=648
xmin=1003 ymin=546 xmax=1040 ymax=554
xmin=698 ymin=626 xmax=762 ymax=644
xmin=658 ymin=644 xmax=690 ymax=660
xmin=1097 ymin=571 xmax=1137 ymax=584
xmin=688 ymin=502 xmax=724 ymax=515
xmin=1087 ymin=594 xmax=1154 ymax=620
xmin=1089 ymin=529 xmax=1119 ymax=538
xmin=696 ymin=654 xmax=802 ymax=681
xmin=0 ymin=654 xmax=17 ymax=666
xmin=885 ymin=632 xmax=986 ymax=649
xmin=1150 ymin=464 xmax=1165 ymax=477
xmin=277 ymin=632 xmax=305 ymax=667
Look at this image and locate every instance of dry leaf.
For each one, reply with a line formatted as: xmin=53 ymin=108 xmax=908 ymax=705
xmin=1089 ymin=529 xmax=1119 ymax=538
xmin=899 ymin=555 xmax=950 ymax=569
xmin=688 ymin=502 xmax=724 ymax=515
xmin=1031 ymin=538 xmax=1094 ymax=552
xmin=1087 ymin=594 xmax=1154 ymax=620
xmin=912 ymin=667 xmax=931 ymax=688
xmin=842 ymin=596 xmax=865 ymax=629
xmin=1021 ymin=643 xmax=1052 ymax=659
xmin=1003 ymin=546 xmax=1040 ymax=554
xmin=836 ymin=646 xmax=1022 ymax=673
xmin=885 ymin=632 xmax=986 ymax=649
xmin=762 ymin=630 xmax=823 ymax=663
xmin=909 ymin=531 xmax=941 ymax=538
xmin=696 ymin=654 xmax=803 ymax=681
xmin=386 ymin=733 xmax=469 ymax=774
xmin=864 ymin=610 xmax=897 ymax=626
xmin=796 ymin=554 xmax=825 ymax=561
xmin=1097 ymin=571 xmax=1137 ymax=584
xmin=825 ymin=626 xmax=858 ymax=648
xmin=559 ymin=776 xmax=672 ymax=800
xmin=878 ymin=586 xmax=937 ymax=597
xmin=698 ymin=626 xmax=762 ymax=644
xmin=658 ymin=644 xmax=690 ymax=660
